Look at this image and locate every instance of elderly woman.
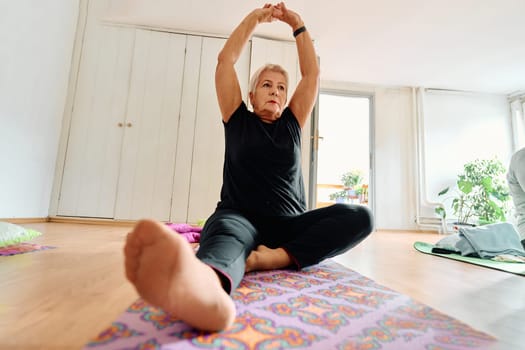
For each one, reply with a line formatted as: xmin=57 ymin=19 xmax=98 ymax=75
xmin=124 ymin=2 xmax=373 ymax=332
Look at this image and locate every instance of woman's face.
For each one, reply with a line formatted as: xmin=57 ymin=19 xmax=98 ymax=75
xmin=250 ymin=70 xmax=287 ymax=123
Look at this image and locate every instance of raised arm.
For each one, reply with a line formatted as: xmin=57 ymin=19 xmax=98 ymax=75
xmin=273 ymin=2 xmax=320 ymax=128
xmin=216 ymin=5 xmax=275 ymax=123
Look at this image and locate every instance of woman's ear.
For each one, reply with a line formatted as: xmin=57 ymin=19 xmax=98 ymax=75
xmin=249 ymin=91 xmax=254 ymax=108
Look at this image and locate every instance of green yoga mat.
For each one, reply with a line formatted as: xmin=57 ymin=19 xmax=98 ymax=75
xmin=414 ymin=241 xmax=525 ymax=276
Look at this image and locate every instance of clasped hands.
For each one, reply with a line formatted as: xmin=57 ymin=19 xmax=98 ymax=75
xmin=258 ymin=2 xmax=301 ymax=28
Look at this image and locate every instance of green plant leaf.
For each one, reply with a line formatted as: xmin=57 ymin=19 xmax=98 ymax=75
xmin=491 ymin=190 xmax=509 ymax=201
xmin=438 ymin=187 xmax=450 ymax=196
xmin=458 ymin=180 xmax=473 ymax=194
xmin=435 ymin=206 xmax=446 ymax=218
xmin=481 ymin=177 xmax=493 ymax=191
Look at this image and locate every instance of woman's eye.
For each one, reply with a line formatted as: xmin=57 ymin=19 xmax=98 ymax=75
xmin=262 ymin=82 xmax=270 ymax=87
xmin=278 ymin=85 xmax=285 ymax=91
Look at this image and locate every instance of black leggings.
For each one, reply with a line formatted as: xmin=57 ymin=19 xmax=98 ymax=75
xmin=196 ymin=203 xmax=373 ymax=293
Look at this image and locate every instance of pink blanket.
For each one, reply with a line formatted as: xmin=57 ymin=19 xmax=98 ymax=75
xmin=165 ymin=223 xmax=202 ymax=243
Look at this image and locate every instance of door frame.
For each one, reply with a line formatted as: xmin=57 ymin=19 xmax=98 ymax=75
xmin=308 ymin=89 xmax=376 ymax=217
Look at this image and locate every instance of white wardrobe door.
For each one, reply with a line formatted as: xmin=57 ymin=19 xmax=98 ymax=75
xmin=185 ymin=37 xmax=251 ymax=223
xmin=114 ymin=30 xmax=186 ymax=221
xmin=57 ymin=21 xmax=135 ymax=217
xmin=169 ymin=36 xmax=202 ymax=223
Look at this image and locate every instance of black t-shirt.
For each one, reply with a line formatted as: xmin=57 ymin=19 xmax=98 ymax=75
xmin=217 ymin=102 xmax=306 ymax=216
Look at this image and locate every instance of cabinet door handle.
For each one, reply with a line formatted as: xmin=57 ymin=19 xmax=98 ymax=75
xmin=117 ymin=122 xmax=124 ymax=127
xmin=126 ymin=122 xmax=133 ymax=127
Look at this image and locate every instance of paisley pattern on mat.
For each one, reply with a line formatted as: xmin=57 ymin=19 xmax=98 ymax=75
xmin=127 ymin=300 xmax=180 ymax=331
xmin=87 ymin=322 xmax=143 ymax=346
xmin=173 ymin=311 xmax=322 ymax=349
xmin=84 ymin=260 xmax=496 ymax=350
xmin=234 ymin=280 xmax=288 ymax=305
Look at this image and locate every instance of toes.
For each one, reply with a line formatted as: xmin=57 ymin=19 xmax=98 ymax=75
xmin=124 ymin=239 xmax=140 ymax=257
xmin=245 ymin=251 xmax=259 ymax=272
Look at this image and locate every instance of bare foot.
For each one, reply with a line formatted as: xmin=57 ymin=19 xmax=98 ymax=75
xmin=245 ymin=245 xmax=292 ymax=272
xmin=124 ymin=219 xmax=235 ymax=331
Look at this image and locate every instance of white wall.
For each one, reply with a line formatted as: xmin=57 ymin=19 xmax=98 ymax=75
xmin=0 ymin=1 xmax=79 ymax=218
xmin=421 ymin=90 xmax=513 ymax=218
xmin=374 ymin=87 xmax=417 ymax=230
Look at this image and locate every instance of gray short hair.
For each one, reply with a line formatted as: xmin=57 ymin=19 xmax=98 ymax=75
xmin=249 ymin=64 xmax=289 ymax=96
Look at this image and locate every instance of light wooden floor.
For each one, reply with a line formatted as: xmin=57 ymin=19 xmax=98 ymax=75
xmin=0 ymin=222 xmax=523 ymax=350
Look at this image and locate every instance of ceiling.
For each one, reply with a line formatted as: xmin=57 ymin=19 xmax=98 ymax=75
xmin=107 ymin=0 xmax=525 ymax=95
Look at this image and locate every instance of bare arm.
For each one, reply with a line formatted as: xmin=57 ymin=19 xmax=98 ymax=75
xmin=273 ymin=2 xmax=320 ymax=128
xmin=216 ymin=5 xmax=275 ymax=123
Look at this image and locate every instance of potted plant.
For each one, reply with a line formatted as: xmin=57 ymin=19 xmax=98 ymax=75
xmin=341 ymin=170 xmax=363 ymax=189
xmin=329 ymin=189 xmax=349 ymax=203
xmin=329 ymin=170 xmax=364 ymax=202
xmin=435 ymin=158 xmax=511 ymax=230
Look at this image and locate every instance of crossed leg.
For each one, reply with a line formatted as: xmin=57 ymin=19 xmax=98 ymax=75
xmin=247 ymin=203 xmax=373 ymax=272
xmin=124 ymin=219 xmax=235 ymax=331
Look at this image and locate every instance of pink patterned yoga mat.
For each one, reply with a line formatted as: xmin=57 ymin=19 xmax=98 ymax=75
xmin=0 ymin=242 xmax=56 ymax=256
xmin=85 ymin=260 xmax=496 ymax=350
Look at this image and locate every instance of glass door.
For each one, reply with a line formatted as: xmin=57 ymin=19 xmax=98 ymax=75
xmin=311 ymin=92 xmax=373 ymax=210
